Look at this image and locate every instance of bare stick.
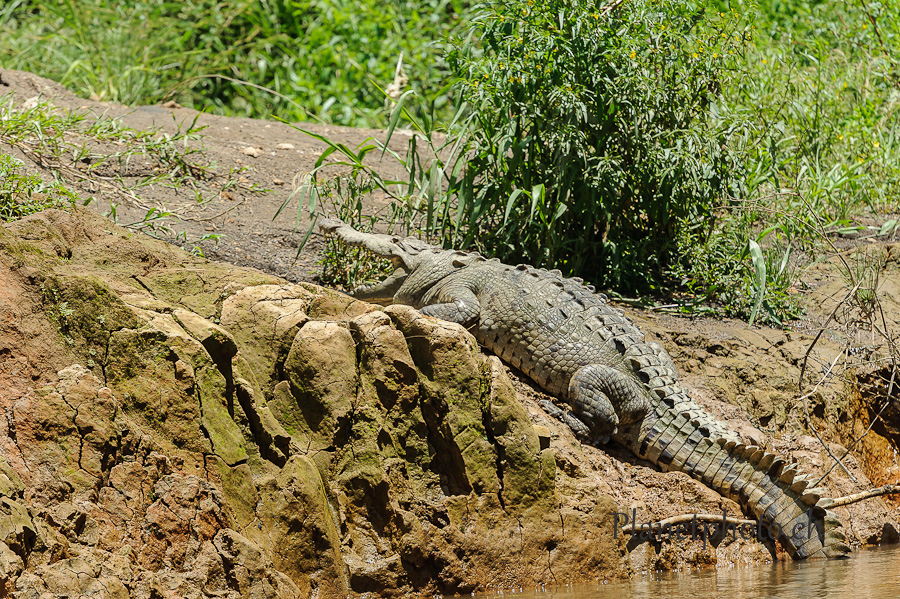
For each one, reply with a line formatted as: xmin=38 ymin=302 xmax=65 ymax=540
xmin=622 ymin=483 xmax=900 ymax=532
xmin=801 ymin=345 xmax=859 ymax=483
xmin=815 ymin=361 xmax=897 ymax=487
xmin=621 ymin=513 xmax=755 ymax=533
xmin=813 ymin=296 xmax=899 ymax=487
xmin=799 ymin=280 xmax=862 ymax=391
xmin=827 ymin=484 xmax=900 ymax=508
xmin=598 ymin=0 xmax=625 ymax=16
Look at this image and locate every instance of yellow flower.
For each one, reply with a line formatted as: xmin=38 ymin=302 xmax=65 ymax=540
xmin=762 ymin=58 xmax=768 ymax=64
xmin=874 ymin=141 xmax=880 ymax=148
xmin=863 ymin=23 xmax=868 ymax=29
xmin=838 ymin=134 xmax=844 ymax=140
xmin=713 ymin=53 xmax=718 ymax=58
xmin=693 ymin=52 xmax=698 ymax=58
xmin=630 ymin=50 xmax=636 ymax=59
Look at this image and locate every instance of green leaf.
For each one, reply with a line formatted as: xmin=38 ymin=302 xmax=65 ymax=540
xmin=383 ymin=89 xmax=416 ymax=158
xmin=747 ymin=239 xmax=766 ymax=326
xmin=528 ymin=183 xmax=545 ymax=224
xmin=504 ymin=189 xmax=524 ymax=224
xmin=878 ymin=219 xmax=898 ymax=236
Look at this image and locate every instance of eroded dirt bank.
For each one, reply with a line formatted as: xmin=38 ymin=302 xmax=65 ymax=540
xmin=0 ymin=209 xmax=897 ymax=597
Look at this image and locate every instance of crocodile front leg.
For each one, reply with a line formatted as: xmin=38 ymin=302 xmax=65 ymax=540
xmin=418 ymin=288 xmax=481 ymax=326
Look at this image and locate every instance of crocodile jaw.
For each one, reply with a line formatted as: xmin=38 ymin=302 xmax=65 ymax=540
xmin=350 ymin=267 xmax=408 ymax=304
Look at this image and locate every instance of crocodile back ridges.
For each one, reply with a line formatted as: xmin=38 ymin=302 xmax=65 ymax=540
xmin=477 ymin=263 xmax=741 ymax=442
xmin=617 ymin=405 xmax=850 ymax=559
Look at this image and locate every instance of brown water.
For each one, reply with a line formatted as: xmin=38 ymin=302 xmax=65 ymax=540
xmin=477 ymin=545 xmax=900 ymax=599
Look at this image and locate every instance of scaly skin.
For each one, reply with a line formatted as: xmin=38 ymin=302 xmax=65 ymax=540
xmin=319 ymin=218 xmax=850 ymax=559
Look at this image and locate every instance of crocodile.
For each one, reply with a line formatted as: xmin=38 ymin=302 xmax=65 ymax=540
xmin=318 ymin=217 xmax=850 ymax=559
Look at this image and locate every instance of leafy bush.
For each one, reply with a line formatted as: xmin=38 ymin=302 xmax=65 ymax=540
xmin=444 ymin=0 xmax=752 ymax=294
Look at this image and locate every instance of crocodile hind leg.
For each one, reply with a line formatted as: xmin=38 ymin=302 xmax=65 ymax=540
xmin=564 ymin=363 xmax=653 ymax=443
xmin=538 ymin=365 xmax=626 ymax=444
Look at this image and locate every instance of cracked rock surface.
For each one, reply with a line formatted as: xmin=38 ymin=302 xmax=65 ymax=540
xmin=0 ymin=209 xmax=897 ymax=597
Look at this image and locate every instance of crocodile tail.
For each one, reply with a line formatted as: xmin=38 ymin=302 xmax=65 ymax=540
xmin=633 ymin=406 xmax=851 ymax=559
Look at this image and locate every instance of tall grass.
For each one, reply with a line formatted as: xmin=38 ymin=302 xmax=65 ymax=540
xmin=303 ymin=0 xmax=899 ymax=324
xmin=0 ymin=0 xmax=470 ymax=128
xmin=675 ymin=0 xmax=900 ymax=322
xmin=441 ymin=0 xmax=753 ymax=295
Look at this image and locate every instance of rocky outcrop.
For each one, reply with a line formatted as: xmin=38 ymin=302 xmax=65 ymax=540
xmin=0 ymin=209 xmax=896 ymax=597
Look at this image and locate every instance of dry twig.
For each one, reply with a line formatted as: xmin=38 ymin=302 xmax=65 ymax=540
xmin=827 ymin=484 xmax=900 ymax=508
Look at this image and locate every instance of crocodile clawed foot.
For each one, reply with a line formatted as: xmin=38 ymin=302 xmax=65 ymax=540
xmin=539 ymin=399 xmax=593 ymax=442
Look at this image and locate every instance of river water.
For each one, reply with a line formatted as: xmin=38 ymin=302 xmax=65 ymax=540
xmin=477 ymin=545 xmax=900 ymax=599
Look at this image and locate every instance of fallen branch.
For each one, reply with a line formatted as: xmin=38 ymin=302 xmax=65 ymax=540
xmin=621 ymin=513 xmax=754 ymax=533
xmin=827 ymin=484 xmax=900 ymax=508
xmin=622 ymin=484 xmax=900 ymax=532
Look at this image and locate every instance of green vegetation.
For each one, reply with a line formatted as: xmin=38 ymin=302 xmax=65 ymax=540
xmin=676 ymin=0 xmax=900 ymax=322
xmin=0 ymin=93 xmax=231 ymax=253
xmin=0 ymin=0 xmax=468 ymax=128
xmin=306 ymin=0 xmax=900 ymax=324
xmin=3 ymin=0 xmax=899 ymax=323
xmin=445 ymin=0 xmax=751 ymax=293
xmin=0 ymin=153 xmax=78 ymax=220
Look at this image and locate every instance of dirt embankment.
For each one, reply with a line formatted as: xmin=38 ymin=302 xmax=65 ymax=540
xmin=0 ymin=68 xmax=412 ymax=281
xmin=0 ymin=71 xmax=899 ymax=597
